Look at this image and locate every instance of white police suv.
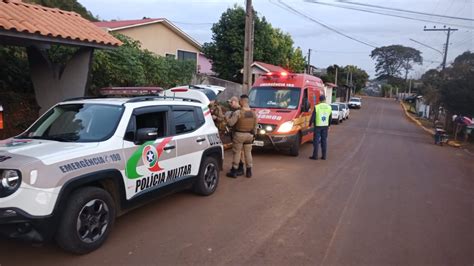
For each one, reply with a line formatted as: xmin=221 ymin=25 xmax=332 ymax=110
xmin=0 ymin=94 xmax=223 ymax=254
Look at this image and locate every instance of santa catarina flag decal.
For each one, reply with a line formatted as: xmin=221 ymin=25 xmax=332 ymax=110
xmin=125 ymin=137 xmax=173 ymax=179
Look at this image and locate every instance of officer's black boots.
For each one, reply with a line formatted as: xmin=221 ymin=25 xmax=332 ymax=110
xmin=226 ymin=167 xmax=237 ymax=178
xmin=236 ymin=162 xmax=244 ymax=176
xmin=246 ymin=167 xmax=252 ymax=178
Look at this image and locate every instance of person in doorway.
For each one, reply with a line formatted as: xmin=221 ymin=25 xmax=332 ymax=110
xmin=309 ymin=95 xmax=332 ymax=160
xmin=226 ymin=95 xmax=257 ymax=178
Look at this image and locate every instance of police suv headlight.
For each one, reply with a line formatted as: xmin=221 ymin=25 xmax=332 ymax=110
xmin=277 ymin=121 xmax=294 ymax=133
xmin=0 ymin=169 xmax=22 ymax=197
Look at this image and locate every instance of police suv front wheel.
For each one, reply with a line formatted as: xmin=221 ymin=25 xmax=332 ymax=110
xmin=55 ymin=187 xmax=116 ymax=254
xmin=193 ymin=156 xmax=220 ymax=196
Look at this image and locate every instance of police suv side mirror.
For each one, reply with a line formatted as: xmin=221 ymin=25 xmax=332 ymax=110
xmin=135 ymin=128 xmax=158 ymax=145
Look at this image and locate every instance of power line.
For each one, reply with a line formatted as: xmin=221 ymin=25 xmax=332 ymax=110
xmin=409 ymin=38 xmax=444 ymax=55
xmin=303 ymin=0 xmax=474 ymax=30
xmin=272 ymin=0 xmax=378 ymax=48
xmin=331 ymin=0 xmax=474 ymax=22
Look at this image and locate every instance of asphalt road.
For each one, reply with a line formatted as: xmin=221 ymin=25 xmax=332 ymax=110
xmin=1 ymin=97 xmax=473 ymax=265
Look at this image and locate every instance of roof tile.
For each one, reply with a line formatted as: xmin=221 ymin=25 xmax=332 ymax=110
xmin=0 ymin=0 xmax=121 ymax=47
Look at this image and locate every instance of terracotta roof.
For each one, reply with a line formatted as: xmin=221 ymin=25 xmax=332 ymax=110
xmin=252 ymin=61 xmax=287 ymax=73
xmin=93 ymin=18 xmax=201 ymax=49
xmin=0 ymin=0 xmax=121 ymax=47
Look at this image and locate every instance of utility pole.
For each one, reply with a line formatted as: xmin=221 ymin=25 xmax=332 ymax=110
xmin=242 ymin=0 xmax=254 ymax=94
xmin=350 ymin=70 xmax=353 ymax=96
xmin=334 ymin=67 xmax=338 ymax=86
xmin=345 ymin=72 xmax=349 ymax=102
xmin=423 ymin=26 xmax=458 ymax=70
xmin=307 ymin=48 xmax=312 ymax=74
xmin=408 ymin=79 xmax=412 ymax=94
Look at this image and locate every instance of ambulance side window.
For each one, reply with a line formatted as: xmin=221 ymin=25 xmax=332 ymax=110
xmin=302 ymin=88 xmax=310 ymax=112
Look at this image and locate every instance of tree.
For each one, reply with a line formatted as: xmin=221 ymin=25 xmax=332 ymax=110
xmin=288 ymin=47 xmax=306 ymax=73
xmin=370 ymin=45 xmax=422 ymax=80
xmin=203 ymin=5 xmax=306 ymax=82
xmin=91 ymin=34 xmax=196 ymax=93
xmin=439 ymin=51 xmax=474 ymax=116
xmin=320 ymin=64 xmax=369 ymax=92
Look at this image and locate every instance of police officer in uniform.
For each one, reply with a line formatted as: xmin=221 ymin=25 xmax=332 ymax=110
xmin=309 ymin=95 xmax=332 ymax=160
xmin=226 ymin=94 xmax=257 ymax=178
xmin=226 ymin=96 xmax=246 ymax=176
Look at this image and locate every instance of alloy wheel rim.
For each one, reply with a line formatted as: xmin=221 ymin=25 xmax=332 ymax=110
xmin=76 ymin=199 xmax=110 ymax=243
xmin=204 ymin=163 xmax=218 ymax=191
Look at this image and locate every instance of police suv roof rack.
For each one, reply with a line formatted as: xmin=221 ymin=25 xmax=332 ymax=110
xmin=124 ymin=95 xmax=200 ymax=104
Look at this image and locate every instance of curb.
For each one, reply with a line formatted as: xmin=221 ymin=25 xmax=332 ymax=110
xmin=399 ymin=102 xmax=460 ymax=148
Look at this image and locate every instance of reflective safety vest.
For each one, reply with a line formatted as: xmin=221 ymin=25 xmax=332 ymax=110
xmin=315 ymin=103 xmax=332 ymax=127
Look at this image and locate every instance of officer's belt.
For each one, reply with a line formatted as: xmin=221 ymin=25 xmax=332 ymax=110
xmin=235 ymin=130 xmax=253 ymax=134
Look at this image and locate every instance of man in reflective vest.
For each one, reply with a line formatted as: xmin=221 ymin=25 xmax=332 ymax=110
xmin=225 ymin=94 xmax=258 ymax=178
xmin=309 ymin=95 xmax=332 ymax=160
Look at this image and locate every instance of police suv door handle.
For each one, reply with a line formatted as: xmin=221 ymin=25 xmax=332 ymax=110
xmin=164 ymin=145 xmax=176 ymax=151
xmin=196 ymin=137 xmax=206 ymax=143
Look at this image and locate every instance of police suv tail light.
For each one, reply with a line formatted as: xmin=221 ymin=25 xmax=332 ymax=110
xmin=277 ymin=121 xmax=294 ymax=133
xmin=0 ymin=169 xmax=21 ymax=197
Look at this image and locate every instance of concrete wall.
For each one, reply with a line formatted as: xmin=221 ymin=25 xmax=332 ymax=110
xmin=191 ymin=74 xmax=242 ymax=102
xmin=27 ymin=46 xmax=93 ymax=114
xmin=116 ymin=23 xmax=200 ymax=60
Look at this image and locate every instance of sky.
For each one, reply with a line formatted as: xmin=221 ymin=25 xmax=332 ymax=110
xmin=80 ymin=0 xmax=473 ymax=79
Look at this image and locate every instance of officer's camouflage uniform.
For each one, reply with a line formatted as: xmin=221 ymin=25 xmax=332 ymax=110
xmin=226 ymin=107 xmax=257 ymax=177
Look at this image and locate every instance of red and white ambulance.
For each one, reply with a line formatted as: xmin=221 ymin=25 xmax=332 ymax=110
xmin=249 ymin=72 xmax=325 ymax=156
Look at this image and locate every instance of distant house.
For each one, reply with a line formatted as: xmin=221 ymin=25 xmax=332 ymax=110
xmin=246 ymin=61 xmax=288 ymax=84
xmin=94 ymin=18 xmax=213 ymax=74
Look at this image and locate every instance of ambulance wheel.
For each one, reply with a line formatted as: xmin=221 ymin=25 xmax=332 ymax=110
xmin=289 ymin=134 xmax=301 ymax=157
xmin=193 ymin=156 xmax=219 ymax=196
xmin=56 ymin=187 xmax=115 ymax=254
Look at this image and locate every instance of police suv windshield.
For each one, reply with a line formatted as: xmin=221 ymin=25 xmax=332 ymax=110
xmin=249 ymin=87 xmax=301 ymax=109
xmin=18 ymin=104 xmax=124 ymax=142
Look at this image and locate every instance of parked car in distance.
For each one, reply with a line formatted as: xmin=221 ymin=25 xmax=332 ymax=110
xmin=337 ymin=102 xmax=350 ymax=120
xmin=331 ymin=103 xmax=344 ymax=124
xmin=348 ymin=97 xmax=362 ymax=109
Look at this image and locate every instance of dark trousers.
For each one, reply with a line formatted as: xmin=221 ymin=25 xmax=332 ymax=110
xmin=312 ymin=127 xmax=328 ymax=158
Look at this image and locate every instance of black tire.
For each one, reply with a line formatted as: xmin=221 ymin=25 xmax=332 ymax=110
xmin=334 ymin=119 xmax=339 ymax=125
xmin=55 ymin=187 xmax=116 ymax=254
xmin=193 ymin=156 xmax=220 ymax=196
xmin=289 ymin=133 xmax=301 ymax=157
